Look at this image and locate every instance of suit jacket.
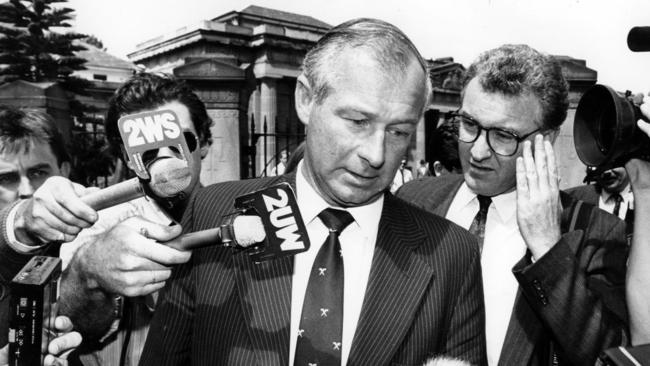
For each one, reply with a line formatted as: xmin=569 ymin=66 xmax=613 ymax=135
xmin=565 ymin=185 xmax=600 ymax=207
xmin=140 ymin=174 xmax=488 ymax=366
xmin=397 ymin=174 xmax=629 ymax=366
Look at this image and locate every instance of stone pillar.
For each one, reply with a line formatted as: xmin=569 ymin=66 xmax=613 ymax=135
xmin=258 ymin=78 xmax=278 ymax=176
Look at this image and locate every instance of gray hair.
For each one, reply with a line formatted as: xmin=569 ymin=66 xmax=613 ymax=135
xmin=463 ymin=44 xmax=569 ymax=130
xmin=302 ymin=18 xmax=431 ymax=107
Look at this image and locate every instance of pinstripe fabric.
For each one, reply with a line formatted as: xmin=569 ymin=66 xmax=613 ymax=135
xmin=141 ymin=174 xmax=487 ymax=366
xmin=397 ymin=174 xmax=629 ymax=366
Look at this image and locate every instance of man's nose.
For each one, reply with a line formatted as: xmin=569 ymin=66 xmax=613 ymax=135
xmin=17 ymin=176 xmax=34 ymax=200
xmin=359 ymin=131 xmax=385 ymax=168
xmin=469 ymin=131 xmax=492 ymax=161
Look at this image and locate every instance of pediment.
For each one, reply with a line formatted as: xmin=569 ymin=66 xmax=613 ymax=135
xmin=173 ymin=58 xmax=246 ymax=80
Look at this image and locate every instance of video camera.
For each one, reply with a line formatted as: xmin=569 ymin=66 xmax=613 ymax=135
xmin=573 ymin=27 xmax=650 ymax=173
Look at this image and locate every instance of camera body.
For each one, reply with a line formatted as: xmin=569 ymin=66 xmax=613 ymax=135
xmin=574 ymin=84 xmax=650 ymax=172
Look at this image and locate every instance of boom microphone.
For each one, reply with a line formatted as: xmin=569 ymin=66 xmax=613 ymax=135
xmin=628 ymin=27 xmax=650 ymax=52
xmin=81 ymin=157 xmax=191 ymax=211
xmin=165 ymin=215 xmax=266 ymax=250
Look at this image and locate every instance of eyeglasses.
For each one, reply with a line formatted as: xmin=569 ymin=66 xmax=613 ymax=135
xmin=450 ymin=111 xmax=540 ymax=156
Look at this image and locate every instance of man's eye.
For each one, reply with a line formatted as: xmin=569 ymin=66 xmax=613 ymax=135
xmin=28 ymin=170 xmax=50 ymax=180
xmin=347 ymin=118 xmax=369 ymax=126
xmin=0 ymin=173 xmax=19 ymax=185
xmin=388 ymin=129 xmax=410 ymax=138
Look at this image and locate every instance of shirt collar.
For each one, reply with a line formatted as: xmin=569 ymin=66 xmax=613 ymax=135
xmin=296 ymin=160 xmax=383 ymax=232
xmin=458 ymin=182 xmax=517 ymax=223
xmin=601 ymin=183 xmax=633 ymax=202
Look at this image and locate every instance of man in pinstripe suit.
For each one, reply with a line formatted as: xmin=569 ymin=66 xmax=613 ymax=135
xmin=397 ymin=44 xmax=628 ymax=366
xmin=140 ymin=18 xmax=487 ymax=366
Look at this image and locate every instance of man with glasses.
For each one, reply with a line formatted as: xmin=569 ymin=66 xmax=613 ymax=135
xmin=398 ymin=44 xmax=628 ymax=366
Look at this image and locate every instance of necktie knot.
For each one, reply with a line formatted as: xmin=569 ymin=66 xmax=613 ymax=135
xmin=477 ymin=195 xmax=492 ymax=213
xmin=319 ymin=208 xmax=354 ymax=235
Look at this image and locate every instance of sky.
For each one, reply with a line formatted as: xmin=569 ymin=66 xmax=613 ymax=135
xmin=66 ymin=0 xmax=650 ymax=94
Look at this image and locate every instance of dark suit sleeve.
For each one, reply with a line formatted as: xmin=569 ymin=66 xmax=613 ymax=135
xmin=445 ymin=245 xmax=488 ymax=365
xmin=512 ymin=213 xmax=628 ymax=366
xmin=139 ymin=193 xmax=198 ymax=366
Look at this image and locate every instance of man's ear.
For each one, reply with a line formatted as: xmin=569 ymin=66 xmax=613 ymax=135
xmin=59 ymin=161 xmax=71 ymax=178
xmin=546 ymin=128 xmax=560 ymax=144
xmin=295 ymin=74 xmax=314 ymax=127
xmin=433 ymin=161 xmax=445 ymax=177
xmin=200 ymin=144 xmax=210 ymax=160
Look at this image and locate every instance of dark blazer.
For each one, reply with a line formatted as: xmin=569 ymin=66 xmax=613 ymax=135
xmin=565 ymin=185 xmax=600 ymax=206
xmin=397 ymin=174 xmax=629 ymax=366
xmin=140 ymin=173 xmax=488 ymax=366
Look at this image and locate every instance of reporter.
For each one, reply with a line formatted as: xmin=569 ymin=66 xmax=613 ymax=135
xmin=625 ymin=101 xmax=650 ymax=345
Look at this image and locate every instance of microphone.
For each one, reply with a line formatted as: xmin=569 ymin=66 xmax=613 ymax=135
xmin=81 ymin=157 xmax=191 ymax=211
xmin=164 ymin=215 xmax=266 ymax=250
xmin=628 ymin=27 xmax=650 ymax=52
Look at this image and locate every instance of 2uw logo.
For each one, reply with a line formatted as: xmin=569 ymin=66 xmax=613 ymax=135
xmin=122 ymin=112 xmax=181 ymax=147
xmin=262 ymin=188 xmax=305 ymax=251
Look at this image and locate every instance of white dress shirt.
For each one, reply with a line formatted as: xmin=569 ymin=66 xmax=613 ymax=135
xmin=599 ymin=184 xmax=634 ymax=220
xmin=446 ymin=183 xmax=527 ymax=366
xmin=289 ymin=161 xmax=382 ymax=366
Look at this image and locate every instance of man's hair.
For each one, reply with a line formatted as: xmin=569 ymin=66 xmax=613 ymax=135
xmin=105 ymin=72 xmax=213 ymax=158
xmin=0 ymin=106 xmax=70 ymax=165
xmin=301 ymin=18 xmax=431 ymax=106
xmin=462 ymin=44 xmax=569 ymax=130
xmin=431 ymin=118 xmax=461 ymax=173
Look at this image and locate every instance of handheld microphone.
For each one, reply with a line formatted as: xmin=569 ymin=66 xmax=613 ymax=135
xmin=165 ymin=215 xmax=265 ymax=250
xmin=81 ymin=157 xmax=191 ymax=211
xmin=628 ymin=27 xmax=650 ymax=52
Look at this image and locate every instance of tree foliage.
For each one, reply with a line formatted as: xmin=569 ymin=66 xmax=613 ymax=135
xmin=0 ymin=0 xmax=114 ymax=186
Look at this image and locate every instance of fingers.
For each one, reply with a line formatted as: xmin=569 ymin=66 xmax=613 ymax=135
xmin=522 ymin=140 xmax=539 ymax=194
xmin=47 ymin=331 xmax=82 ymax=356
xmin=42 ymin=178 xmax=97 ymax=226
xmin=54 ymin=316 xmax=74 ymax=333
xmin=135 ymin=240 xmax=192 ymax=266
xmin=638 ymin=119 xmax=650 ymax=138
xmin=545 ymin=139 xmax=559 ymax=193
xmin=533 ymin=135 xmax=549 ymax=193
xmin=516 ymin=157 xmax=529 ymax=201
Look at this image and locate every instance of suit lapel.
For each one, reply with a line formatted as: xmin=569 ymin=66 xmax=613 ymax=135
xmin=348 ymin=195 xmax=434 ymax=365
xmin=233 ymin=173 xmax=296 ymax=366
xmin=497 ymin=282 xmax=545 ymax=365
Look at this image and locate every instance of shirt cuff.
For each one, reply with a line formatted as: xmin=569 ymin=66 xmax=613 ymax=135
xmin=5 ymin=200 xmax=47 ymax=254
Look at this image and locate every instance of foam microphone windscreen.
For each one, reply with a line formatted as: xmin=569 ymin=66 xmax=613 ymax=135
xmin=148 ymin=157 xmax=192 ymax=197
xmin=628 ymin=27 xmax=650 ymax=52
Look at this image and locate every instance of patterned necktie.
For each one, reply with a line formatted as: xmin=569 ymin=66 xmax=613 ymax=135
xmin=468 ymin=195 xmax=492 ymax=253
xmin=611 ymin=193 xmax=624 ymax=217
xmin=294 ymin=208 xmax=354 ymax=366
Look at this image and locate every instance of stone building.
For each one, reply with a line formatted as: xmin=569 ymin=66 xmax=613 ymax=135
xmin=128 ymin=5 xmax=330 ymax=184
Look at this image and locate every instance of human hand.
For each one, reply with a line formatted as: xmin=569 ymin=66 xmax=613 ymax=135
xmin=43 ymin=316 xmax=82 ymax=366
xmin=0 ymin=316 xmax=81 ymax=366
xmin=516 ymin=134 xmax=562 ymax=260
xmin=14 ymin=176 xmax=98 ymax=245
xmin=71 ymin=216 xmax=190 ymax=297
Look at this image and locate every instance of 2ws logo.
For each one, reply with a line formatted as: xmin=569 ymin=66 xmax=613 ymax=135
xmin=117 ymin=109 xmax=190 ymax=180
xmin=121 ymin=111 xmax=181 ymax=147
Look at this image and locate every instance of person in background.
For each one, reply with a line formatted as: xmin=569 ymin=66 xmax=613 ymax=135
xmin=430 ymin=118 xmax=462 ymax=176
xmin=57 ymin=73 xmax=212 ymax=366
xmin=398 ymin=44 xmax=628 ymax=366
xmin=0 ymin=106 xmax=83 ymax=365
xmin=416 ymin=159 xmax=431 ymax=178
xmin=270 ymin=149 xmax=288 ymax=176
xmin=566 ymin=166 xmax=634 ymax=238
xmin=390 ymin=158 xmax=413 ymax=193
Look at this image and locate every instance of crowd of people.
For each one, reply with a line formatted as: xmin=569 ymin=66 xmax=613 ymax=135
xmin=0 ymin=16 xmax=649 ymax=366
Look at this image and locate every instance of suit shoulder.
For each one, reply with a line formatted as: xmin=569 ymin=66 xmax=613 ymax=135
xmin=388 ymin=195 xmax=479 ymax=257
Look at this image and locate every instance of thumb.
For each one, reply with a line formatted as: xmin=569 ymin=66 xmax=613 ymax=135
xmin=134 ymin=218 xmax=182 ymax=242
